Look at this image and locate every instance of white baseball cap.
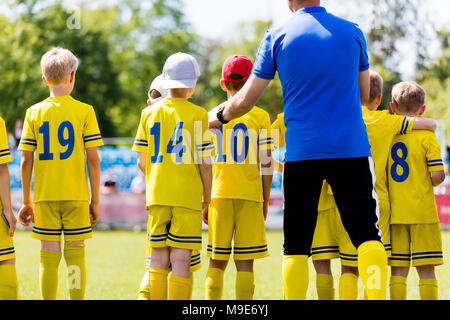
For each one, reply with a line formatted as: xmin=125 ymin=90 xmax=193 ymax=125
xmin=161 ymin=52 xmax=200 ymax=89
xmin=149 ymin=74 xmax=168 ymax=104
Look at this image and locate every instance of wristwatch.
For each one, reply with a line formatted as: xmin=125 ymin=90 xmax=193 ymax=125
xmin=216 ymin=105 xmax=229 ymax=124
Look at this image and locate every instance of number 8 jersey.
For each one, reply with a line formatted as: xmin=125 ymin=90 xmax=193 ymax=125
xmin=388 ymin=130 xmax=444 ymax=224
xmin=18 ymin=95 xmax=104 ymax=202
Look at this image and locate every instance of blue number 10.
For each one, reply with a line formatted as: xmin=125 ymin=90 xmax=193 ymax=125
xmin=38 ymin=121 xmax=75 ymax=161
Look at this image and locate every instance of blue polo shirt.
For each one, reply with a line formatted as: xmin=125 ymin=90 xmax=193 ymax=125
xmin=253 ymin=6 xmax=371 ymax=161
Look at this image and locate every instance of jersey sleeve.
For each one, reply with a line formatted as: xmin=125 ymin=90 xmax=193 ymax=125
xmin=83 ymin=107 xmax=104 ymax=149
xmin=355 ymin=24 xmax=370 ymax=72
xmin=132 ymin=109 xmax=149 ymax=154
xmin=18 ymin=109 xmax=37 ymax=152
xmin=0 ymin=119 xmax=12 ymax=165
xmin=425 ymin=134 xmax=444 ymax=172
xmin=271 ymin=114 xmax=285 ymax=148
xmin=391 ymin=114 xmax=416 ymax=135
xmin=253 ymin=29 xmax=276 ymax=80
xmin=195 ymin=111 xmax=214 ymax=159
xmin=259 ymin=112 xmax=274 ymax=151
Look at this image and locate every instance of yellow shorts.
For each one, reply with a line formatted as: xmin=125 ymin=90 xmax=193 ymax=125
xmin=332 ymin=199 xmax=391 ymax=267
xmin=207 ymin=198 xmax=269 ymax=261
xmin=147 ymin=205 xmax=202 ymax=251
xmin=311 ymin=207 xmax=339 ymax=261
xmin=0 ymin=214 xmax=15 ymax=261
xmin=32 ymin=201 xmax=92 ymax=242
xmin=389 ymin=223 xmax=444 ymax=267
xmin=145 ymin=224 xmax=202 ymax=272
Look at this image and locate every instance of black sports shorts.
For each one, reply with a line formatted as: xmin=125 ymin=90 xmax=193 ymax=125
xmin=282 ymin=157 xmax=382 ymax=256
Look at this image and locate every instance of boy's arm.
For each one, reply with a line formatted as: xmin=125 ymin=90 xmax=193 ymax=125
xmin=87 ymin=147 xmax=101 ymax=227
xmin=137 ymin=152 xmax=147 ymax=174
xmin=18 ymin=151 xmax=34 ymax=227
xmin=0 ymin=164 xmax=16 ymax=236
xmin=261 ymin=149 xmax=273 ymax=221
xmin=199 ymin=156 xmax=212 ymax=225
xmin=431 ymin=171 xmax=445 ymax=187
xmin=412 ymin=117 xmax=437 ymax=132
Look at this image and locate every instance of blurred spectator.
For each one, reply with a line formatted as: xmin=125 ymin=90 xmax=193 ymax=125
xmin=13 ymin=119 xmax=23 ymax=149
xmin=101 ymin=170 xmax=118 ymax=195
xmin=7 ymin=132 xmax=16 ymax=152
xmin=130 ymin=172 xmax=146 ymax=195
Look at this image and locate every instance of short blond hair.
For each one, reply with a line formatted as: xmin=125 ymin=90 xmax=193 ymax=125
xmin=392 ymin=81 xmax=426 ymax=114
xmin=369 ymin=70 xmax=383 ymax=102
xmin=40 ymin=47 xmax=79 ymax=85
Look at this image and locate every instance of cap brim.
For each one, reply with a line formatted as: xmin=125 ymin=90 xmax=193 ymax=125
xmin=161 ymin=78 xmax=197 ymax=89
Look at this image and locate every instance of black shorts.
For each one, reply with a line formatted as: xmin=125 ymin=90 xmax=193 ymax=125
xmin=282 ymin=157 xmax=381 ymax=256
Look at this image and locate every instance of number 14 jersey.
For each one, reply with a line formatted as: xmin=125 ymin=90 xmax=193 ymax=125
xmin=388 ymin=130 xmax=444 ymax=224
xmin=18 ymin=95 xmax=104 ymax=203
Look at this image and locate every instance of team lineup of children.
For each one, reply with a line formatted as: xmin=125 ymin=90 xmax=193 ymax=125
xmin=0 ymin=47 xmax=445 ymax=300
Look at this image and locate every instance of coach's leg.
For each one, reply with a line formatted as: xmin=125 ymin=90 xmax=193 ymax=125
xmin=282 ymin=161 xmax=323 ymax=300
xmin=40 ymin=240 xmax=62 ymax=300
xmin=327 ymin=157 xmax=388 ymax=300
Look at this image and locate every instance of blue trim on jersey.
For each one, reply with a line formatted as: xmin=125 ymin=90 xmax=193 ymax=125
xmin=84 ymin=134 xmax=102 ymax=140
xmin=0 ymin=250 xmax=14 ymax=256
xmin=0 ymin=247 xmax=14 ymax=253
xmin=64 ymin=226 xmax=92 ymax=232
xmin=234 ymin=248 xmax=268 ymax=254
xmin=84 ymin=137 xmax=102 ymax=143
xmin=33 ymin=226 xmax=63 ymax=231
xmin=234 ymin=245 xmax=267 ymax=250
xmin=20 ymin=142 xmax=37 ymax=146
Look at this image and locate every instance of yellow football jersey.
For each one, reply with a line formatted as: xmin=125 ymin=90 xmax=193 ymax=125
xmin=18 ymin=95 xmax=104 ymax=202
xmin=271 ymin=112 xmax=334 ymax=211
xmin=388 ymin=130 xmax=444 ymax=224
xmin=211 ymin=104 xmax=273 ymax=203
xmin=132 ymin=97 xmax=213 ymax=211
xmin=362 ymin=106 xmax=415 ymax=201
xmin=0 ymin=116 xmax=12 ymax=213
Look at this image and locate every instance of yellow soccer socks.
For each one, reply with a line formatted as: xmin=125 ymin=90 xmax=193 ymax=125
xmin=316 ymin=273 xmax=334 ymax=300
xmin=357 ymin=241 xmax=388 ymax=300
xmin=169 ymin=274 xmax=192 ymax=300
xmin=419 ymin=279 xmax=438 ymax=300
xmin=0 ymin=264 xmax=18 ymax=300
xmin=40 ymin=250 xmax=61 ymax=300
xmin=339 ymin=273 xmax=358 ymax=300
xmin=138 ymin=271 xmax=151 ymax=300
xmin=282 ymin=255 xmax=309 ymax=300
xmin=389 ymin=275 xmax=407 ymax=300
xmin=64 ymin=243 xmax=86 ymax=300
xmin=149 ymin=267 xmax=169 ymax=300
xmin=205 ymin=267 xmax=224 ymax=300
xmin=236 ymin=271 xmax=255 ymax=300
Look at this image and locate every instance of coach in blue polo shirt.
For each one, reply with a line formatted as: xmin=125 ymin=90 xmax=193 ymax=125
xmin=209 ymin=0 xmax=388 ymax=300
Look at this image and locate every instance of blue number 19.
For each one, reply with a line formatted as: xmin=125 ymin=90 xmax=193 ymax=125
xmin=39 ymin=121 xmax=75 ymax=161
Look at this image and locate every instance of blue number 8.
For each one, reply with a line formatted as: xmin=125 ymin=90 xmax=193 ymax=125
xmin=390 ymin=142 xmax=409 ymax=182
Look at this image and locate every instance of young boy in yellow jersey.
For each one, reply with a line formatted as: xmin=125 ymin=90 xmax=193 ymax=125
xmin=18 ymin=47 xmax=103 ymax=300
xmin=388 ymin=81 xmax=445 ymax=300
xmin=272 ymin=113 xmax=339 ymax=300
xmin=332 ymin=71 xmax=437 ymax=300
xmin=133 ymin=52 xmax=213 ymax=300
xmin=0 ymin=116 xmax=18 ymax=300
xmin=136 ymin=75 xmax=202 ymax=300
xmin=204 ymin=55 xmax=273 ymax=300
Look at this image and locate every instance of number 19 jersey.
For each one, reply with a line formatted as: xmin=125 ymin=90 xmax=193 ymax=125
xmin=388 ymin=130 xmax=444 ymax=224
xmin=18 ymin=95 xmax=104 ymax=203
xmin=132 ymin=98 xmax=213 ymax=211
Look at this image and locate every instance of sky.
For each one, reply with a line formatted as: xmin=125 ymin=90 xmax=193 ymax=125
xmin=183 ymin=0 xmax=450 ymax=78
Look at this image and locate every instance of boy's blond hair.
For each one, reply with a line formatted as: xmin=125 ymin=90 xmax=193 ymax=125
xmin=369 ymin=70 xmax=383 ymax=102
xmin=392 ymin=81 xmax=426 ymax=114
xmin=40 ymin=47 xmax=79 ymax=85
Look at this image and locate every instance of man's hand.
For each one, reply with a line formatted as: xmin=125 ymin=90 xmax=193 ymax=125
xmin=18 ymin=204 xmax=34 ymax=227
xmin=4 ymin=210 xmax=17 ymax=237
xmin=90 ymin=202 xmax=99 ymax=227
xmin=208 ymin=106 xmax=222 ymax=130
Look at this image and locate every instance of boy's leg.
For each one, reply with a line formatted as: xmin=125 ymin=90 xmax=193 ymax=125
xmin=326 ymin=157 xmax=387 ymax=300
xmin=64 ymin=240 xmax=86 ymax=300
xmin=339 ymin=265 xmax=359 ymax=300
xmin=313 ymin=260 xmax=334 ymax=300
xmin=138 ymin=271 xmax=150 ymax=300
xmin=206 ymin=259 xmax=228 ymax=300
xmin=417 ymin=265 xmax=437 ymax=300
xmin=40 ymin=240 xmax=62 ymax=300
xmin=169 ymin=247 xmax=192 ymax=300
xmin=149 ymin=247 xmax=170 ymax=300
xmin=390 ymin=267 xmax=409 ymax=300
xmin=0 ymin=259 xmax=18 ymax=300
xmin=234 ymin=259 xmax=254 ymax=300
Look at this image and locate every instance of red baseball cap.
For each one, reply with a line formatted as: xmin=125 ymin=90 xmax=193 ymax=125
xmin=222 ymin=55 xmax=253 ymax=83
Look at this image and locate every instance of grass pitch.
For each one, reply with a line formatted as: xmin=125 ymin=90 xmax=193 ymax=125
xmin=13 ymin=230 xmax=450 ymax=300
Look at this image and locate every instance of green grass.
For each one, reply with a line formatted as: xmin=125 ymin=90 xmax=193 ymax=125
xmin=13 ymin=230 xmax=450 ymax=300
